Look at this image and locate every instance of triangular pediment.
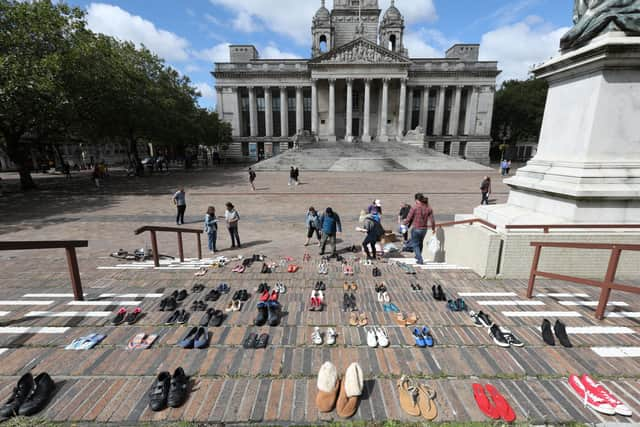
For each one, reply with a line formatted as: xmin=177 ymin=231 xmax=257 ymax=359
xmin=310 ymin=38 xmax=412 ymax=65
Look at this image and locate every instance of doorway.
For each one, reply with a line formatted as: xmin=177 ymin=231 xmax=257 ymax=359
xmin=352 ymin=118 xmax=360 ymax=137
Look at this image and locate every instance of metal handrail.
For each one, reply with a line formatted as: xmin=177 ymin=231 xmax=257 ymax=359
xmin=506 ymin=224 xmax=640 ymax=233
xmin=0 ymin=240 xmax=88 ymax=301
xmin=134 ymin=226 xmax=203 ymax=267
xmin=437 ymin=218 xmax=497 ymax=230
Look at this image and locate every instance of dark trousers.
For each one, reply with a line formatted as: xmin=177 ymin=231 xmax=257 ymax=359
xmin=208 ymin=231 xmax=217 ymax=252
xmin=320 ymin=233 xmax=336 ymax=255
xmin=228 ymin=226 xmax=241 ymax=247
xmin=362 ymin=233 xmax=377 ymax=259
xmin=176 ymin=205 xmax=186 ymax=224
xmin=307 ymin=226 xmax=320 ymax=240
xmin=481 ymin=192 xmax=489 ymax=205
xmin=411 ymin=228 xmax=428 ymax=264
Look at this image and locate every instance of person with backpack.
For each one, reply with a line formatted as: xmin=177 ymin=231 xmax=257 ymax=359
xmin=204 ymin=206 xmax=218 ymax=254
xmin=319 ymin=207 xmax=342 ymax=256
xmin=248 ymin=168 xmax=256 ymax=191
xmin=305 ymin=207 xmax=322 ymax=246
xmin=404 ymin=193 xmax=436 ymax=265
xmin=357 ymin=213 xmax=385 ymax=260
xmin=225 ymin=202 xmax=241 ymax=248
xmin=480 ymin=176 xmax=492 ymax=205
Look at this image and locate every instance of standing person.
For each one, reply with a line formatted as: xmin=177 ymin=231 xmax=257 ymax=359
xmin=404 ymin=194 xmax=436 ymax=265
xmin=92 ymin=164 xmax=101 ymax=188
xmin=506 ymin=160 xmax=512 ymax=175
xmin=288 ymin=167 xmax=296 ymax=186
xmin=248 ymin=168 xmax=256 ymax=191
xmin=368 ymin=199 xmax=382 ymax=215
xmin=63 ymin=162 xmax=71 ymax=180
xmin=173 ymin=187 xmax=186 ymax=225
xmin=500 ymin=159 xmax=508 ymax=176
xmin=397 ymin=202 xmax=411 ymax=241
xmin=225 ymin=202 xmax=241 ymax=248
xmin=319 ymin=207 xmax=342 ymax=257
xmin=480 ymin=176 xmax=492 ymax=205
xmin=357 ymin=213 xmax=385 ymax=260
xmin=204 ymin=206 xmax=218 ymax=254
xmin=294 ymin=167 xmax=300 ymax=185
xmin=305 ymin=207 xmax=321 ymax=246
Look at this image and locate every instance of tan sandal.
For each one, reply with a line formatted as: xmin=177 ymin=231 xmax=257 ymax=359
xmin=418 ymin=384 xmax=438 ymax=420
xmin=351 ymin=282 xmax=358 ymax=291
xmin=397 ymin=376 xmax=421 ymax=417
xmin=406 ymin=312 xmax=419 ymax=326
xmin=358 ymin=313 xmax=368 ymax=327
xmin=395 ymin=312 xmax=407 ymax=326
xmin=349 ymin=312 xmax=359 ymax=327
xmin=343 ymin=281 xmax=349 ymax=291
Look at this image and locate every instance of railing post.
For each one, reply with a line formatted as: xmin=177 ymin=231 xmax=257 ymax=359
xmin=595 ymin=247 xmax=622 ymax=320
xmin=526 ymin=244 xmax=542 ymax=298
xmin=177 ymin=232 xmax=184 ymax=263
xmin=65 ymin=247 xmax=84 ymax=301
xmin=149 ymin=231 xmax=160 ymax=268
xmin=544 ymin=227 xmax=549 ymax=234
xmin=196 ymin=233 xmax=202 ymax=260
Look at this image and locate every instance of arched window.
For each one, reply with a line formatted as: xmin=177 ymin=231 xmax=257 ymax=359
xmin=319 ymin=35 xmax=328 ymax=53
xmin=389 ymin=34 xmax=397 ymax=52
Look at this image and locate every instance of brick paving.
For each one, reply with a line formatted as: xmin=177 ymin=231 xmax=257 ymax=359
xmin=0 ymin=167 xmax=638 ymax=425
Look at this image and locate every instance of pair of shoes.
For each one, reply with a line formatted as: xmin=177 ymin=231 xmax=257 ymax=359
xmin=410 ymin=283 xmax=423 ymax=291
xmin=312 ymin=327 xmax=337 ymax=345
xmin=256 ymin=282 xmax=270 ymax=293
xmin=159 ymin=297 xmax=177 ymax=311
xmin=490 ymin=325 xmax=524 ymax=348
xmin=0 ymin=372 xmax=55 ymax=418
xmin=397 ymin=376 xmax=438 ymax=420
xmin=65 ymin=333 xmax=106 ymax=350
xmin=171 ymin=289 xmax=188 ymax=302
xmin=190 ymin=300 xmax=207 ymax=312
xmin=412 ymin=327 xmax=434 ymax=347
xmin=303 ymin=252 xmax=311 ymax=262
xmin=316 ymin=362 xmax=363 ymax=418
xmin=225 ymin=300 xmax=242 ymax=312
xmin=232 ymin=290 xmax=249 ymax=302
xmin=178 ymin=327 xmax=209 ymax=349
xmin=232 ymin=264 xmax=245 ymax=273
xmin=395 ymin=312 xmax=418 ymax=326
xmin=469 ymin=310 xmax=494 ymax=328
xmin=431 ymin=285 xmax=446 ymax=301
xmin=255 ymin=301 xmax=281 ymax=326
xmin=243 ymin=332 xmax=269 ymax=349
xmin=261 ymin=263 xmax=271 ymax=273
xmin=342 ymin=293 xmax=357 ymax=312
xmin=541 ymin=319 xmax=572 ymax=347
xmin=200 ymin=309 xmax=225 ymax=327
xmin=274 ymin=283 xmax=287 ymax=293
xmin=377 ymin=291 xmax=390 ymax=303
xmin=194 ymin=267 xmax=207 ymax=277
xmin=343 ymin=281 xmax=357 ymax=291
xmin=382 ymin=303 xmax=400 ymax=313
xmin=260 ymin=290 xmax=279 ymax=303
xmin=568 ymin=374 xmax=632 ymax=416
xmin=343 ymin=264 xmax=354 ymax=275
xmin=372 ymin=267 xmax=381 ymax=277
xmin=366 ymin=327 xmax=389 ymax=348
xmin=447 ymin=298 xmax=466 ymax=312
xmin=310 ymin=291 xmax=324 ymax=311
xmin=473 ymin=383 xmax=516 ymax=422
xmin=287 ymin=264 xmax=299 ymax=273
xmin=149 ymin=368 xmax=189 ymax=411
xmin=205 ymin=289 xmax=221 ymax=301
xmin=127 ymin=332 xmax=157 ymax=350
xmin=314 ymin=281 xmax=326 ymax=291
xmin=165 ymin=310 xmax=190 ymax=325
xmin=318 ymin=262 xmax=329 ymax=275
xmin=191 ymin=283 xmax=205 ymax=293
xmin=112 ymin=307 xmax=142 ymax=325
xmin=349 ymin=312 xmax=368 ymax=327
xmin=216 ymin=283 xmax=230 ymax=294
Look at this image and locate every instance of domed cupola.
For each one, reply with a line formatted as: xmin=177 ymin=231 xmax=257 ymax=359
xmin=312 ymin=0 xmax=333 ymax=57
xmin=379 ymin=0 xmax=407 ymax=55
xmin=313 ymin=0 xmax=330 ymax=25
xmin=382 ymin=0 xmax=403 ymax=24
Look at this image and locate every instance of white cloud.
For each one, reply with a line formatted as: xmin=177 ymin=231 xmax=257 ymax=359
xmin=403 ymin=28 xmax=456 ymax=58
xmin=86 ymin=3 xmax=190 ymax=62
xmin=194 ymin=43 xmax=231 ymax=63
xmin=480 ymin=18 xmax=568 ymax=82
xmin=380 ymin=0 xmax=437 ymax=25
xmin=232 ymin=11 xmax=261 ymax=33
xmin=185 ymin=64 xmax=203 ymax=73
xmin=195 ymin=82 xmax=216 ymax=106
xmin=261 ymin=44 xmax=301 ymax=59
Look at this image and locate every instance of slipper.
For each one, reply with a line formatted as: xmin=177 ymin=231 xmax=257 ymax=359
xmin=472 ymin=384 xmax=500 ymax=420
xmin=316 ymin=362 xmax=340 ymax=412
xmin=484 ymin=384 xmax=516 ymax=422
xmin=417 ymin=384 xmax=438 ymax=421
xmin=140 ymin=334 xmax=158 ymax=349
xmin=397 ymin=376 xmax=421 ymax=417
xmin=127 ymin=333 xmax=146 ymax=350
xmin=349 ymin=312 xmax=359 ymax=327
xmin=395 ymin=313 xmax=408 ymax=327
xmin=358 ymin=313 xmax=368 ymax=327
xmin=243 ymin=333 xmax=258 ymax=349
xmin=336 ymin=363 xmax=363 ymax=418
xmin=78 ymin=333 xmax=106 ymax=350
xmin=406 ymin=313 xmax=419 ymax=326
xmin=194 ymin=267 xmax=207 ymax=277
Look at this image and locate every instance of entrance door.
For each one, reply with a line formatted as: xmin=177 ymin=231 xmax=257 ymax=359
xmin=352 ymin=118 xmax=360 ymax=137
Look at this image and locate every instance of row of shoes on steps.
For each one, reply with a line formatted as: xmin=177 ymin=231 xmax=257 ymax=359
xmin=0 ymin=372 xmax=55 ymax=419
xmin=316 ymin=362 xmax=363 ymax=419
xmin=470 ymin=311 xmax=524 ymax=348
xmin=149 ymin=368 xmax=190 ymax=411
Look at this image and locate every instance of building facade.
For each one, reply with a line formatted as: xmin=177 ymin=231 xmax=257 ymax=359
xmin=213 ymin=0 xmax=500 ymax=164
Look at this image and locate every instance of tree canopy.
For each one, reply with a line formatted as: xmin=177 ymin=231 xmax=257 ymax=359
xmin=0 ymin=0 xmax=230 ymax=189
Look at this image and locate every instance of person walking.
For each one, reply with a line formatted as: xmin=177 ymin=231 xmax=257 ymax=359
xmin=398 ymin=202 xmax=411 ymax=241
xmin=225 ymin=202 xmax=241 ymax=248
xmin=304 ymin=207 xmax=322 ymax=246
xmin=480 ymin=176 xmax=492 ymax=205
xmin=248 ymin=168 xmax=256 ymax=191
xmin=294 ymin=167 xmax=300 ymax=185
xmin=204 ymin=206 xmax=218 ymax=254
xmin=289 ymin=167 xmax=296 ymax=186
xmin=368 ymin=199 xmax=382 ymax=215
xmin=404 ymin=194 xmax=436 ymax=265
xmin=319 ymin=207 xmax=342 ymax=257
xmin=500 ymin=159 xmax=508 ymax=176
xmin=506 ymin=160 xmax=512 ymax=175
xmin=357 ymin=213 xmax=385 ymax=260
xmin=173 ymin=187 xmax=187 ymax=225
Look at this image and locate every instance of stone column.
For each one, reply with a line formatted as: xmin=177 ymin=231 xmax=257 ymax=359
xmin=448 ymin=85 xmax=463 ymax=136
xmin=279 ymin=86 xmax=288 ymax=137
xmin=345 ymin=78 xmax=353 ymax=142
xmin=406 ymin=87 xmax=414 ymax=132
xmin=248 ymin=86 xmax=258 ymax=137
xmin=397 ymin=78 xmax=407 ymax=141
xmin=464 ymin=86 xmax=479 ymax=135
xmin=215 ymin=86 xmax=223 ymax=116
xmin=362 ymin=79 xmax=371 ymax=143
xmin=232 ymin=87 xmax=241 ymax=137
xmin=328 ymin=79 xmax=336 ymax=142
xmin=311 ymin=79 xmax=318 ymax=135
xmin=295 ymin=86 xmax=304 ymax=134
xmin=379 ymin=78 xmax=389 ymax=142
xmin=434 ymin=86 xmax=446 ymax=136
xmin=264 ymin=87 xmax=273 ymax=137
xmin=421 ymin=85 xmax=430 ymax=132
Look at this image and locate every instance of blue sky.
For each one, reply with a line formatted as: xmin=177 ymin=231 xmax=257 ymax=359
xmin=67 ymin=0 xmax=575 ymax=109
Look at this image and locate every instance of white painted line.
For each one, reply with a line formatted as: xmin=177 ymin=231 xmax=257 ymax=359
xmin=559 ymin=301 xmax=629 ymax=307
xmin=477 ymin=300 xmax=545 ymax=306
xmin=537 ymin=326 xmax=636 ymax=334
xmin=23 ymin=293 xmax=79 ymax=298
xmin=0 ymin=349 xmax=7 ymax=356
xmin=459 ymin=292 xmax=518 ymax=297
xmin=502 ymin=311 xmax=583 ymax=317
xmin=592 ymin=347 xmax=640 ymax=358
xmin=25 ymin=311 xmax=111 ymax=318
xmin=536 ymin=293 xmax=590 ymax=298
xmin=0 ymin=312 xmax=9 ymax=317
xmin=67 ymin=301 xmax=140 ymax=306
xmin=0 ymin=327 xmax=70 ymax=334
xmin=98 ymin=293 xmax=163 ymax=298
xmin=0 ymin=300 xmax=53 ymax=306
xmin=607 ymin=312 xmax=640 ymax=318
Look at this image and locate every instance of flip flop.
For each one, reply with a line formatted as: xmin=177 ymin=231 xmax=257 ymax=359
xmin=484 ymin=384 xmax=516 ymax=422
xmin=418 ymin=384 xmax=438 ymax=421
xmin=127 ymin=333 xmax=146 ymax=350
xmin=395 ymin=313 xmax=408 ymax=326
xmin=472 ymin=384 xmax=500 ymax=420
xmin=140 ymin=334 xmax=158 ymax=349
xmin=194 ymin=267 xmax=207 ymax=277
xmin=348 ymin=312 xmax=359 ymax=327
xmin=397 ymin=376 xmax=421 ymax=417
xmin=406 ymin=313 xmax=419 ymax=326
xmin=79 ymin=333 xmax=106 ymax=350
xmin=65 ymin=337 xmax=87 ymax=350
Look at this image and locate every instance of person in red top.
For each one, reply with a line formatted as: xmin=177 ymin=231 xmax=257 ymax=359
xmin=403 ymin=193 xmax=436 ymax=265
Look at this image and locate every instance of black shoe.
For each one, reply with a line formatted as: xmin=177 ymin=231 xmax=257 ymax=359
xmin=240 ymin=290 xmax=250 ymax=302
xmin=149 ymin=372 xmax=171 ymax=412
xmin=342 ymin=293 xmax=349 ymax=312
xmin=191 ymin=284 xmax=204 ymax=293
xmin=410 ymin=284 xmax=416 ymax=291
xmin=470 ymin=311 xmax=484 ymax=327
xmin=200 ymin=309 xmax=214 ymax=326
xmin=431 ymin=285 xmax=438 ymax=299
xmin=209 ymin=310 xmax=224 ymax=327
xmin=167 ymin=367 xmax=189 ymax=408
xmin=176 ymin=290 xmax=188 ymax=302
xmin=177 ymin=310 xmax=190 ymax=325
xmin=415 ymin=283 xmax=422 ymax=291
xmin=489 ymin=325 xmax=510 ymax=348
xmin=232 ymin=291 xmax=241 ymax=301
xmin=255 ymin=303 xmax=268 ymax=326
xmin=541 ymin=319 xmax=555 ymax=346
xmin=477 ymin=311 xmax=493 ymax=328
xmin=349 ymin=293 xmax=357 ymax=311
xmin=159 ymin=298 xmax=168 ymax=311
xmin=554 ymin=320 xmax=572 ymax=348
xmin=319 ymin=281 xmax=326 ymax=291
xmin=165 ymin=310 xmax=180 ymax=325
xmin=112 ymin=308 xmax=127 ymax=325
xmin=267 ymin=303 xmax=281 ymax=327
xmin=256 ymin=333 xmax=269 ymax=349
xmin=205 ymin=290 xmax=220 ymax=302
xmin=18 ymin=372 xmax=55 ymax=416
xmin=165 ymin=297 xmax=177 ymax=311
xmin=501 ymin=329 xmax=524 ymax=347
xmin=436 ymin=285 xmax=446 ymax=301
xmin=243 ymin=332 xmax=258 ymax=349
xmin=0 ymin=373 xmax=34 ymax=418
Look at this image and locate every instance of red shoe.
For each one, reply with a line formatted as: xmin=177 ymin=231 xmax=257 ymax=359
xmin=309 ymin=297 xmax=318 ymax=310
xmin=580 ymin=375 xmax=630 ymax=416
xmin=287 ymin=265 xmax=293 ymax=273
xmin=485 ymin=384 xmax=516 ymax=422
xmin=568 ymin=374 xmax=616 ymax=415
xmin=473 ymin=384 xmax=500 ymax=419
xmin=269 ymin=290 xmax=278 ymax=302
xmin=260 ymin=291 xmax=269 ymax=302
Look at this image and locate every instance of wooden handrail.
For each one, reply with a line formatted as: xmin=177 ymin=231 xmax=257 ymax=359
xmin=506 ymin=224 xmax=640 ymax=233
xmin=526 ymin=241 xmax=640 ymax=320
xmin=437 ymin=218 xmax=497 ymax=230
xmin=0 ymin=240 xmax=88 ymax=301
xmin=135 ymin=226 xmax=202 ymax=267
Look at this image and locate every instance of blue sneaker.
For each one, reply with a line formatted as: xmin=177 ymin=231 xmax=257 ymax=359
xmin=412 ymin=328 xmax=427 ymax=347
xmin=194 ymin=327 xmax=209 ymax=349
xmin=421 ymin=326 xmax=434 ymax=347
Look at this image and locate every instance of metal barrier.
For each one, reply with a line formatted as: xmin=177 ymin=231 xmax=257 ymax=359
xmin=436 ymin=218 xmax=497 ymax=230
xmin=506 ymin=224 xmax=640 ymax=233
xmin=0 ymin=240 xmax=88 ymax=301
xmin=526 ymin=242 xmax=640 ymax=320
xmin=134 ymin=226 xmax=203 ymax=267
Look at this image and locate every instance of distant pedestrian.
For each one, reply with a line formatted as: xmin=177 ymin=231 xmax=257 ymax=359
xmin=63 ymin=162 xmax=71 ymax=180
xmin=500 ymin=159 xmax=508 ymax=176
xmin=404 ymin=193 xmax=436 ymax=265
xmin=305 ymin=207 xmax=321 ymax=246
xmin=92 ymin=164 xmax=100 ymax=188
xmin=248 ymin=168 xmax=256 ymax=191
xmin=506 ymin=160 xmax=512 ymax=175
xmin=480 ymin=176 xmax=492 ymax=205
xmin=204 ymin=206 xmax=218 ymax=254
xmin=398 ymin=202 xmax=411 ymax=241
xmin=289 ymin=167 xmax=296 ymax=186
xmin=319 ymin=207 xmax=342 ymax=257
xmin=294 ymin=167 xmax=300 ymax=185
xmin=225 ymin=202 xmax=241 ymax=248
xmin=173 ymin=187 xmax=186 ymax=225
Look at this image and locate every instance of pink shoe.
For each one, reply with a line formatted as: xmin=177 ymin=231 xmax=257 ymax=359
xmin=568 ymin=374 xmax=616 ymax=415
xmin=581 ymin=375 xmax=632 ymax=417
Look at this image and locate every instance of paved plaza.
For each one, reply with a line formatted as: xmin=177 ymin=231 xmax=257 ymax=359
xmin=0 ymin=168 xmax=639 ymax=425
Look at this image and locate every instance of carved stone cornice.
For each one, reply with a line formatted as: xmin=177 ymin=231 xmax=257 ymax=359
xmin=309 ymin=37 xmax=413 ymax=66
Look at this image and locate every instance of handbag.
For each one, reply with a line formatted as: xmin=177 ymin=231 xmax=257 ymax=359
xmin=427 ymin=235 xmax=440 ymax=254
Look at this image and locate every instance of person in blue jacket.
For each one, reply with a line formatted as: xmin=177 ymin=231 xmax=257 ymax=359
xmin=319 ymin=207 xmax=342 ymax=256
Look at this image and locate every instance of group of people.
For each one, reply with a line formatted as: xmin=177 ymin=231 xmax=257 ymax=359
xmin=305 ymin=207 xmax=343 ymax=257
xmin=288 ymin=167 xmax=300 ymax=186
xmin=500 ymin=159 xmax=512 ymax=176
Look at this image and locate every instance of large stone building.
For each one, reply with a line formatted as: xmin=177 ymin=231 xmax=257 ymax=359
xmin=213 ymin=0 xmax=500 ymax=164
